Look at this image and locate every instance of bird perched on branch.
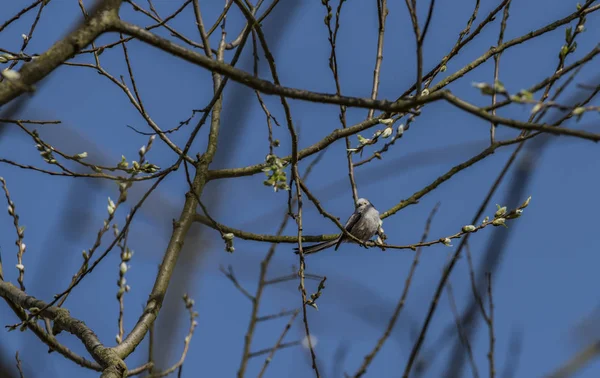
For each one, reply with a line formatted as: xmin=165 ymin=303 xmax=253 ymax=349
xmin=294 ymin=198 xmax=384 ymax=255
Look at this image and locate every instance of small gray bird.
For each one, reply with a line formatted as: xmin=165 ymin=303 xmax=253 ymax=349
xmin=295 ymin=198 xmax=382 ymax=255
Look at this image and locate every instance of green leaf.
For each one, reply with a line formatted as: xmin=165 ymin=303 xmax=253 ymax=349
xmin=494 ymin=80 xmax=506 ymax=93
xmin=520 ymin=89 xmax=533 ymax=101
xmin=559 ymin=45 xmax=569 ymax=59
xmin=565 ymin=26 xmax=573 ymax=42
xmin=472 ymin=82 xmax=494 ymax=96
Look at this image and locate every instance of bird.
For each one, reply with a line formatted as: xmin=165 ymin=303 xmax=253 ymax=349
xmin=294 ymin=198 xmax=382 ymax=255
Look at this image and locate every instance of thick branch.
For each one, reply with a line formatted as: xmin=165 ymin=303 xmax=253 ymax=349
xmin=114 ymin=161 xmax=210 ymax=360
xmin=112 ymin=8 xmax=233 ymax=360
xmin=111 ymin=19 xmax=444 ymax=113
xmin=0 ymin=281 xmax=125 ymax=376
xmin=0 ymin=0 xmax=123 ymax=106
xmin=208 ymin=90 xmax=599 ymax=181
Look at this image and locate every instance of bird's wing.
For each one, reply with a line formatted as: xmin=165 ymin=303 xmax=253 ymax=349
xmin=335 ymin=211 xmax=361 ymax=250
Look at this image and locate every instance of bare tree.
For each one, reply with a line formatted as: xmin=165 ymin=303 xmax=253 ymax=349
xmin=1 ymin=0 xmax=599 ymax=377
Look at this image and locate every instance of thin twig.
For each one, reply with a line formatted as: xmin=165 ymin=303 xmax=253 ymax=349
xmin=490 ymin=0 xmax=511 ymax=144
xmin=256 ymin=309 xmax=300 ymax=322
xmin=0 ymin=177 xmax=26 ymax=291
xmin=487 ymin=273 xmax=496 ymax=378
xmin=78 ymin=0 xmax=193 ymax=55
xmin=22 ymin=173 xmax=168 ymax=329
xmin=546 ymin=341 xmax=600 ymax=378
xmin=367 ymin=0 xmax=388 ymax=120
xmin=447 ymin=284 xmax=480 ymax=378
xmin=0 ymin=0 xmax=43 ymax=34
xmin=465 ymin=243 xmax=488 ymax=320
xmin=236 ymin=150 xmax=326 ymax=377
xmin=248 ymin=341 xmax=301 ymax=358
xmin=322 ymin=0 xmax=358 ymax=203
xmin=404 ymin=8 xmax=597 ymax=370
xmin=0 ymin=119 xmax=60 ymax=125
xmin=221 ymin=265 xmax=255 ymax=302
xmin=57 ymin=136 xmax=157 ymax=308
xmin=264 ymin=273 xmax=324 ymax=286
xmin=353 ymin=203 xmax=440 ymax=377
xmin=257 ymin=310 xmax=300 ymax=378
xmin=15 ymin=351 xmax=25 ymax=378
xmin=231 ymin=4 xmax=321 ymax=373
xmin=148 ymin=294 xmax=198 ymax=378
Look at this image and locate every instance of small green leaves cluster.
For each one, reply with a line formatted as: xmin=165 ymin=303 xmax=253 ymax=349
xmin=558 ymin=41 xmax=577 ymax=60
xmin=560 ymin=27 xmax=578 ymax=60
xmin=491 ymin=195 xmax=531 ymax=227
xmin=32 ymin=130 xmax=57 ymax=165
xmin=509 ymin=89 xmax=534 ymax=103
xmin=559 ymin=6 xmax=586 ymax=60
xmin=474 ymin=80 xmax=594 ymax=121
xmin=472 ymin=80 xmax=508 ymax=96
xmin=441 ymin=196 xmax=532 ymax=247
xmin=262 ymin=154 xmax=289 ymax=192
xmin=472 ymin=80 xmax=535 ymax=107
xmin=116 ymin=155 xmax=159 ymax=174
xmin=472 ymin=12 xmax=587 ymax=119
xmin=347 ymin=118 xmax=402 ymax=154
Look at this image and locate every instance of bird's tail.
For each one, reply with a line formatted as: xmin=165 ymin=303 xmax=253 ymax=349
xmin=294 ymin=239 xmax=338 ymax=255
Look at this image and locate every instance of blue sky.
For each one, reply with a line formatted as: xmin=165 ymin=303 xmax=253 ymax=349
xmin=1 ymin=1 xmax=600 ymax=377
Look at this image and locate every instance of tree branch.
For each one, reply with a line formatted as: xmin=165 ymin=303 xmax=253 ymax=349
xmin=111 ymin=19 xmax=444 ymax=113
xmin=0 ymin=281 xmax=126 ymax=376
xmin=0 ymin=0 xmax=123 ymax=106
